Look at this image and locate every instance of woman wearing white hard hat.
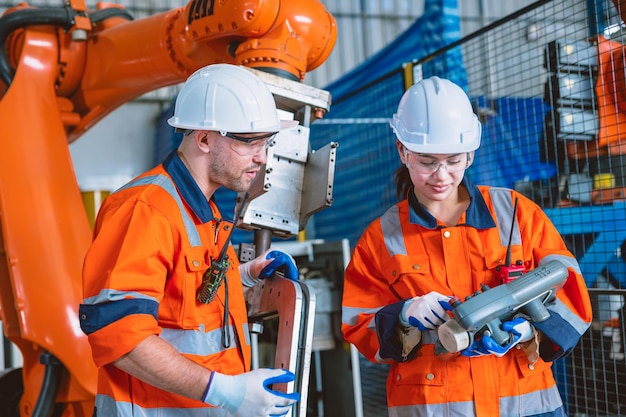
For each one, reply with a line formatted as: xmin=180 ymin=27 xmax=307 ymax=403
xmin=342 ymin=76 xmax=591 ymax=417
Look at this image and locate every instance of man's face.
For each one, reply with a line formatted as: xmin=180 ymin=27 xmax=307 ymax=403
xmin=208 ymin=132 xmax=273 ymax=192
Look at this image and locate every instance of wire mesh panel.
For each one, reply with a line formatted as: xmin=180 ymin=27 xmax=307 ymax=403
xmin=570 ymin=288 xmax=626 ymax=416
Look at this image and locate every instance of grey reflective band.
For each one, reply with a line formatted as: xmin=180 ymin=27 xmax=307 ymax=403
xmin=82 ymin=289 xmax=158 ymax=306
xmin=94 ymin=394 xmax=230 ymax=416
xmin=381 ymin=205 xmax=407 ymax=257
xmin=116 ymin=174 xmax=202 ymax=247
xmin=161 ymin=323 xmax=250 ymax=356
xmin=389 ymin=384 xmax=563 ymax=416
xmin=490 ymin=187 xmax=521 ymax=248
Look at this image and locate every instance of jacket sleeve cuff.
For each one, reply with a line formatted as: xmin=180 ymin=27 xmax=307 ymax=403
xmin=375 ymin=300 xmax=421 ymax=362
xmin=533 ymin=312 xmax=578 ymax=361
xmin=88 ymin=314 xmax=161 ymax=367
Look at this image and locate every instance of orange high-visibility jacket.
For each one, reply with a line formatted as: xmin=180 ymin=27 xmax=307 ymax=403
xmin=80 ymin=151 xmax=251 ymax=416
xmin=342 ymin=179 xmax=592 ymax=417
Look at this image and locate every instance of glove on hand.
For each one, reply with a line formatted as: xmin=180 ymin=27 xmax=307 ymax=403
xmin=259 ymin=250 xmax=298 ymax=280
xmin=239 ymin=250 xmax=298 ymax=287
xmin=203 ymin=368 xmax=300 ymax=417
xmin=399 ymin=291 xmax=452 ymax=331
xmin=461 ymin=316 xmax=534 ymax=358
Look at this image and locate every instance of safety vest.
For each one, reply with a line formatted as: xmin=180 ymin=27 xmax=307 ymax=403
xmin=80 ymin=164 xmax=251 ymax=416
xmin=342 ymin=183 xmax=592 ymax=417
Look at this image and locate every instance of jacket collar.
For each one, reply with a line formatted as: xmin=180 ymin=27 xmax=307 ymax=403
xmin=408 ymin=177 xmax=496 ymax=230
xmin=163 ymin=150 xmax=216 ymax=224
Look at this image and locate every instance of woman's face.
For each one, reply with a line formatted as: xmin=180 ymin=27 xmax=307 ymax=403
xmin=396 ymin=141 xmax=472 ymax=202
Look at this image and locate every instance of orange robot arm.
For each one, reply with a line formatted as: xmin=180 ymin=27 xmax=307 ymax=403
xmin=0 ymin=1 xmax=335 ymax=416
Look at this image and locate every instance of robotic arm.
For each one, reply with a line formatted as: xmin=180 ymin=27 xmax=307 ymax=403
xmin=0 ymin=1 xmax=336 ymax=416
xmin=0 ymin=0 xmax=336 ymax=141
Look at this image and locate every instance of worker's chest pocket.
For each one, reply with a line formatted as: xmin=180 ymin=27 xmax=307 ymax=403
xmin=174 ymin=247 xmax=216 ymax=328
xmin=385 ymin=256 xmax=434 ymax=300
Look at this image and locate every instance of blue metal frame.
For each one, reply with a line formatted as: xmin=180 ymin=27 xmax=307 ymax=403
xmin=545 ymin=202 xmax=626 ymax=286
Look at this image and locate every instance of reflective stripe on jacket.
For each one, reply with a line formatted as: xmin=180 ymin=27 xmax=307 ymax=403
xmin=80 ymin=152 xmax=251 ymax=414
xmin=342 ymin=180 xmax=592 ymax=417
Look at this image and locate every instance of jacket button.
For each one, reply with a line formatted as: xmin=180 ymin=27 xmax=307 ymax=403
xmin=413 ymin=264 xmax=420 ymax=270
xmin=528 ymin=364 xmax=535 ymax=371
xmin=443 ymin=230 xmax=451 ymax=238
xmin=392 ymin=270 xmax=397 ymax=277
xmin=193 ymin=260 xmax=200 ymax=267
xmin=426 ymin=373 xmax=434 ymax=380
xmin=396 ymin=374 xmax=401 ymax=381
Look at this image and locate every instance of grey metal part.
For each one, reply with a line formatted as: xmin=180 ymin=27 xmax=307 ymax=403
xmin=557 ymin=108 xmax=598 ymax=138
xmin=246 ymin=276 xmax=316 ymax=417
xmin=234 ymin=70 xmax=335 ymax=238
xmin=248 ymin=68 xmax=332 ymax=119
xmin=237 ymin=129 xmax=337 ymax=238
xmin=300 ymin=142 xmax=338 ymax=228
xmin=238 ymin=127 xmax=309 ymax=236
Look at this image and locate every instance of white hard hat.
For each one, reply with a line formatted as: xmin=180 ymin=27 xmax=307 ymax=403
xmin=168 ymin=64 xmax=286 ymax=133
xmin=390 ymin=76 xmax=481 ymax=153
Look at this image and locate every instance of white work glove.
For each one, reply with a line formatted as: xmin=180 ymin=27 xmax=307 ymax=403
xmin=461 ymin=316 xmax=535 ymax=357
xmin=239 ymin=249 xmax=298 ymax=287
xmin=203 ymin=368 xmax=300 ymax=417
xmin=399 ymin=291 xmax=453 ymax=330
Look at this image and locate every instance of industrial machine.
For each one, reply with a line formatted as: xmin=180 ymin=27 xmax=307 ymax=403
xmin=0 ymin=1 xmax=337 ymax=416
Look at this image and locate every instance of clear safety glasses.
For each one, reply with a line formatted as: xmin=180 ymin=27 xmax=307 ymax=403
xmin=403 ymin=149 xmax=471 ymax=175
xmin=221 ymin=131 xmax=277 ymax=156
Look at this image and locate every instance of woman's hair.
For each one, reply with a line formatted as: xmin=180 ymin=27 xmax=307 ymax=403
xmin=394 ymin=164 xmax=412 ymax=200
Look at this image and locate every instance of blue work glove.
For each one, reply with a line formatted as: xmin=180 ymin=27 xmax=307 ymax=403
xmin=239 ymin=249 xmax=299 ymax=287
xmin=399 ymin=292 xmax=453 ymax=331
xmin=259 ymin=250 xmax=299 ymax=280
xmin=203 ymin=368 xmax=300 ymax=417
xmin=461 ymin=316 xmax=534 ymax=357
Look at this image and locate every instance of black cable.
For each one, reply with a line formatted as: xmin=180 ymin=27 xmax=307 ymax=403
xmin=0 ymin=6 xmax=133 ymax=87
xmin=31 ymin=352 xmax=63 ymax=417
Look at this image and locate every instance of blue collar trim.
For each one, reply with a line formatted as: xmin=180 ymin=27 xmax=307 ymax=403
xmin=163 ymin=151 xmax=216 ymax=224
xmin=408 ymin=177 xmax=496 ymax=229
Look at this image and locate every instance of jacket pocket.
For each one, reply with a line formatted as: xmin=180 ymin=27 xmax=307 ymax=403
xmin=181 ymin=247 xmax=211 ymax=327
xmin=385 ymin=255 xmax=434 ymax=300
xmin=388 ymin=346 xmax=447 ymax=405
xmin=393 ymin=353 xmax=446 ymax=387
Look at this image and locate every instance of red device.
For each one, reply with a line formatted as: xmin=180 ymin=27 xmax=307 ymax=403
xmin=495 ymin=198 xmax=526 ymax=284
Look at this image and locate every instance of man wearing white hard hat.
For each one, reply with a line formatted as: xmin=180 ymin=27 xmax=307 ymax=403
xmin=80 ymin=64 xmax=300 ymax=417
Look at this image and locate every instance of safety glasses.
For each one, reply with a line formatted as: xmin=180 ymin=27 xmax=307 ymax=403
xmin=403 ymin=149 xmax=471 ymax=175
xmin=220 ymin=131 xmax=277 ymax=156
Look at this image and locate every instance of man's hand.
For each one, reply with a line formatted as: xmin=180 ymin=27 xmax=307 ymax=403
xmin=239 ymin=249 xmax=298 ymax=287
xmin=258 ymin=250 xmax=298 ymax=280
xmin=399 ymin=292 xmax=452 ymax=331
xmin=461 ymin=316 xmax=535 ymax=357
xmin=203 ymin=368 xmax=300 ymax=417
